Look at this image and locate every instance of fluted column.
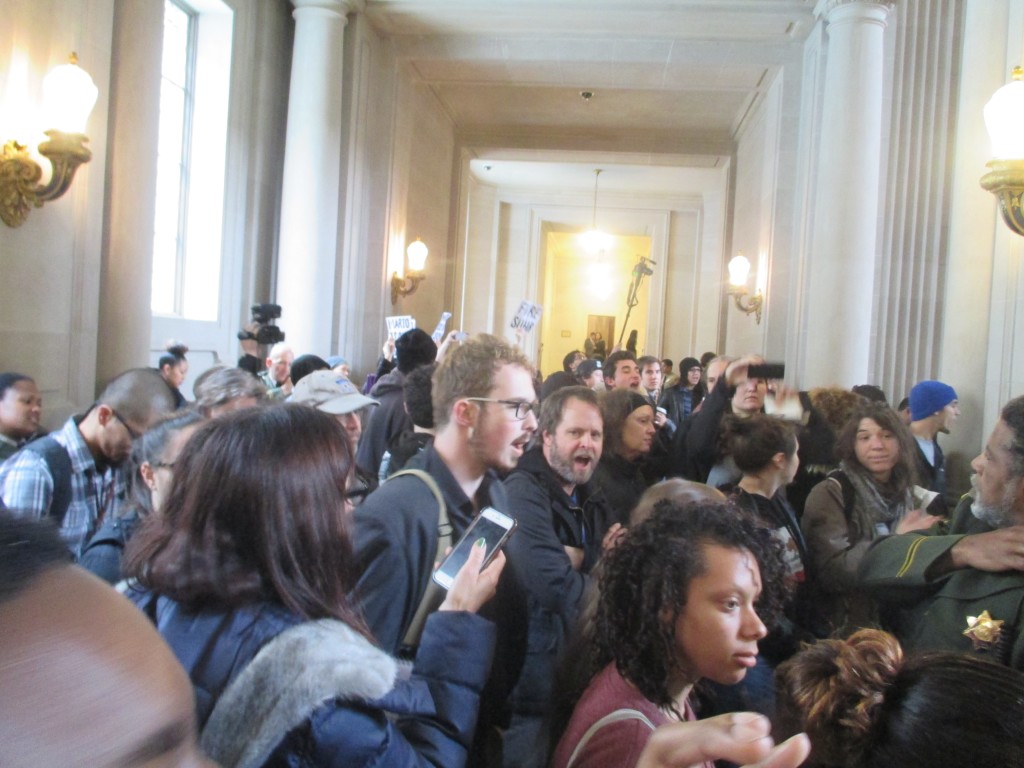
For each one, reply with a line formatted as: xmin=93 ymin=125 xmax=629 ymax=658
xmin=803 ymin=0 xmax=893 ymax=387
xmin=276 ymin=0 xmax=353 ymax=355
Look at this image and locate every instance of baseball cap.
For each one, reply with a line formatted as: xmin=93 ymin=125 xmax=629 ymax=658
xmin=577 ymin=359 xmax=602 ymax=379
xmin=291 ymin=371 xmax=378 ymax=415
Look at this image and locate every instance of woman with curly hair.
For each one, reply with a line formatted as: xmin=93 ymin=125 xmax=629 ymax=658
xmin=157 ymin=340 xmax=190 ymax=409
xmin=776 ymin=628 xmax=1024 ymax=768
xmin=801 ymin=402 xmax=938 ymax=634
xmin=550 ymin=500 xmax=789 ymax=768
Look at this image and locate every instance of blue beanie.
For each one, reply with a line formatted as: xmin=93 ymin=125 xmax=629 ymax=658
xmin=909 ymin=380 xmax=957 ymax=421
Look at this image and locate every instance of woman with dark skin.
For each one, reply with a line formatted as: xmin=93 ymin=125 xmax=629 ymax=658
xmin=124 ymin=405 xmax=504 ymax=768
xmin=551 ymin=501 xmax=795 ymax=768
xmin=157 ymin=342 xmax=189 ymax=409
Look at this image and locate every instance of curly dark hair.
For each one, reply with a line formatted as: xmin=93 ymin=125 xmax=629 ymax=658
xmin=587 ymin=499 xmax=788 ymax=716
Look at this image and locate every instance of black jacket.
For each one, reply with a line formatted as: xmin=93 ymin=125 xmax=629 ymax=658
xmin=356 ymin=369 xmax=410 ymax=476
xmin=503 ymin=448 xmax=614 ymax=714
xmin=590 ymin=451 xmax=652 ymax=526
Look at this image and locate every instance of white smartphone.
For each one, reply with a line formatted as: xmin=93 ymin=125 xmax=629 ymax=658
xmin=432 ymin=507 xmax=517 ymax=590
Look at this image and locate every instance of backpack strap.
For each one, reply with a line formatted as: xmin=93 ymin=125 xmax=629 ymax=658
xmin=21 ymin=436 xmax=73 ymax=526
xmin=388 ymin=468 xmax=452 ymax=649
xmin=565 ymin=708 xmax=656 ymax=768
xmin=827 ymin=469 xmax=856 ymax=522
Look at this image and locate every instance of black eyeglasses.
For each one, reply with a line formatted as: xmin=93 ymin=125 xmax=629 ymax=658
xmin=110 ymin=408 xmax=142 ymax=440
xmin=464 ymin=397 xmax=539 ymax=420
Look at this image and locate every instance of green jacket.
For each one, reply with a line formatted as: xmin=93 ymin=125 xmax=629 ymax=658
xmin=859 ymin=496 xmax=1024 ymax=669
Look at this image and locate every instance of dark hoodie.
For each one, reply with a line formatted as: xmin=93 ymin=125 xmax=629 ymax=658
xmin=355 ymin=369 xmax=409 ymax=476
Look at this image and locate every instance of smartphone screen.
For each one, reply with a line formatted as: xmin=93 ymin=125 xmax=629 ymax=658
xmin=432 ymin=507 xmax=516 ymax=590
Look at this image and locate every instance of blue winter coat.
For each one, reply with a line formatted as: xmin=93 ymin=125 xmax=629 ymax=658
xmin=129 ymin=590 xmax=496 ymax=767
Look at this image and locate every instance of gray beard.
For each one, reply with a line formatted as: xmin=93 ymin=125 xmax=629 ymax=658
xmin=971 ymin=478 xmax=1020 ymax=528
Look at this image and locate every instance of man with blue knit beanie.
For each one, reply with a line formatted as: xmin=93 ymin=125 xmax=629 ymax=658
xmin=909 ymin=380 xmax=960 ymax=511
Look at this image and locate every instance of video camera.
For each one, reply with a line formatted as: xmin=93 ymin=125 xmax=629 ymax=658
xmin=632 ymin=257 xmax=656 ymax=277
xmin=237 ymin=303 xmax=285 ymax=345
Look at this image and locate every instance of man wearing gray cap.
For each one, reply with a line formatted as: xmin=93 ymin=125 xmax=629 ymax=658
xmin=292 ymin=370 xmax=379 ymax=503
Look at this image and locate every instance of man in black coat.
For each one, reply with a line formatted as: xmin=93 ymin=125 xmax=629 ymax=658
xmin=501 ymin=386 xmax=618 ymax=767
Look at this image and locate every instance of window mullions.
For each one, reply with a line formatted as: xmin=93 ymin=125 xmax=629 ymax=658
xmin=172 ymin=0 xmax=197 ymax=317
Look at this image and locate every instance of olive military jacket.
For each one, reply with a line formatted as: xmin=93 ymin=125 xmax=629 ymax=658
xmin=858 ymin=496 xmax=1024 ymax=669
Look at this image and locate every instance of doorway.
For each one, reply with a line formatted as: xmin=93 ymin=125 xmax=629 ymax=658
xmin=587 ymin=315 xmax=614 ymax=360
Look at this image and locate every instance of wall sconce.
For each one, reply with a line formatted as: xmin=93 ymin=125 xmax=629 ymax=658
xmin=981 ymin=66 xmax=1024 ymax=235
xmin=1 ymin=53 xmax=99 ymax=228
xmin=727 ymin=252 xmax=763 ymax=324
xmin=391 ymin=237 xmax=428 ymax=304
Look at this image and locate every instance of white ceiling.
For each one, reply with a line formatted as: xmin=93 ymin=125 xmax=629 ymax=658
xmin=364 ymin=0 xmax=818 ymax=192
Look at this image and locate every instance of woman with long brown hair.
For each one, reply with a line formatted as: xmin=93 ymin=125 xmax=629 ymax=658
xmin=124 ymin=404 xmax=503 ymax=768
xmin=802 ymin=402 xmax=938 ymax=634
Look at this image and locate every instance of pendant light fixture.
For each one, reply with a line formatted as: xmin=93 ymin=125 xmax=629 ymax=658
xmin=580 ymin=168 xmax=612 ymax=253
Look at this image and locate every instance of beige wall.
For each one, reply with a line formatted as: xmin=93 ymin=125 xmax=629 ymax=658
xmin=0 ymin=0 xmax=115 ymax=427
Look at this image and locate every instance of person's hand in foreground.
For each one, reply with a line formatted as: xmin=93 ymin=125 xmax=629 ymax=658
xmin=636 ymin=713 xmax=811 ymax=768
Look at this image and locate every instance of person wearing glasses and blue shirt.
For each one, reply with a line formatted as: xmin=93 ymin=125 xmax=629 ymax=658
xmin=0 ymin=368 xmax=175 ymax=556
xmin=352 ymin=332 xmax=539 ymax=761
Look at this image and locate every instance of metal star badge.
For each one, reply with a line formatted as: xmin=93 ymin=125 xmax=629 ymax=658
xmin=963 ymin=610 xmax=1004 ymax=650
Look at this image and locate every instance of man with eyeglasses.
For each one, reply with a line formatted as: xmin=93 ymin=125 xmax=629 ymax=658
xmin=352 ymin=333 xmax=537 ymax=759
xmin=0 ymin=368 xmax=175 ymax=556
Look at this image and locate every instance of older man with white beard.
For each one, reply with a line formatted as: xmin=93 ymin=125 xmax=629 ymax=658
xmin=501 ymin=386 xmax=620 ymax=768
xmin=859 ymin=395 xmax=1024 ymax=669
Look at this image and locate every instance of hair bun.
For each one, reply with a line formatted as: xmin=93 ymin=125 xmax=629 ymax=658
xmin=165 ymin=340 xmax=189 ymax=357
xmin=777 ymin=629 xmax=903 ymax=765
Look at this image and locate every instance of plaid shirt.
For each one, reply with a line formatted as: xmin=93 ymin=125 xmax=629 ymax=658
xmin=0 ymin=417 xmax=127 ymax=556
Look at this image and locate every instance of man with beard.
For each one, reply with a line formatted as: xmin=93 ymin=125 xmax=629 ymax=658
xmin=859 ymin=395 xmax=1024 ymax=669
xmin=0 ymin=369 xmax=175 ymax=556
xmin=501 ymin=386 xmax=618 ymax=767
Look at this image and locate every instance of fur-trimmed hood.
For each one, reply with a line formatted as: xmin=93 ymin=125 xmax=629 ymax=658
xmin=200 ymin=619 xmax=398 ymax=768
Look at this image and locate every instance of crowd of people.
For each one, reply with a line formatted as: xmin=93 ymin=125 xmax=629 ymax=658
xmin=2 ymin=327 xmax=1024 ymax=768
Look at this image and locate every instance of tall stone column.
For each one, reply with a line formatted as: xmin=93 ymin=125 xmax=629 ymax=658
xmin=802 ymin=0 xmax=893 ymax=388
xmin=276 ymin=0 xmax=353 ymax=355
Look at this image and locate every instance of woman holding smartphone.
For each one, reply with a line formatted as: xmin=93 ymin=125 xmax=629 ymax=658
xmin=124 ymin=404 xmax=504 ymax=768
xmin=550 ymin=500 xmax=791 ymax=768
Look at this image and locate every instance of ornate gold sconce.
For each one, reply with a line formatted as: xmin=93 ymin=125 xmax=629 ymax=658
xmin=981 ymin=66 xmax=1024 ymax=236
xmin=727 ymin=252 xmax=763 ymax=324
xmin=0 ymin=53 xmax=98 ymax=228
xmin=391 ymin=237 xmax=428 ymax=304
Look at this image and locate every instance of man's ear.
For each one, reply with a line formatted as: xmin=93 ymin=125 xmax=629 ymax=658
xmin=139 ymin=461 xmax=158 ymax=493
xmin=452 ymin=399 xmax=478 ymax=428
xmin=94 ymin=404 xmax=115 ymax=427
xmin=541 ymin=429 xmax=554 ymax=449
